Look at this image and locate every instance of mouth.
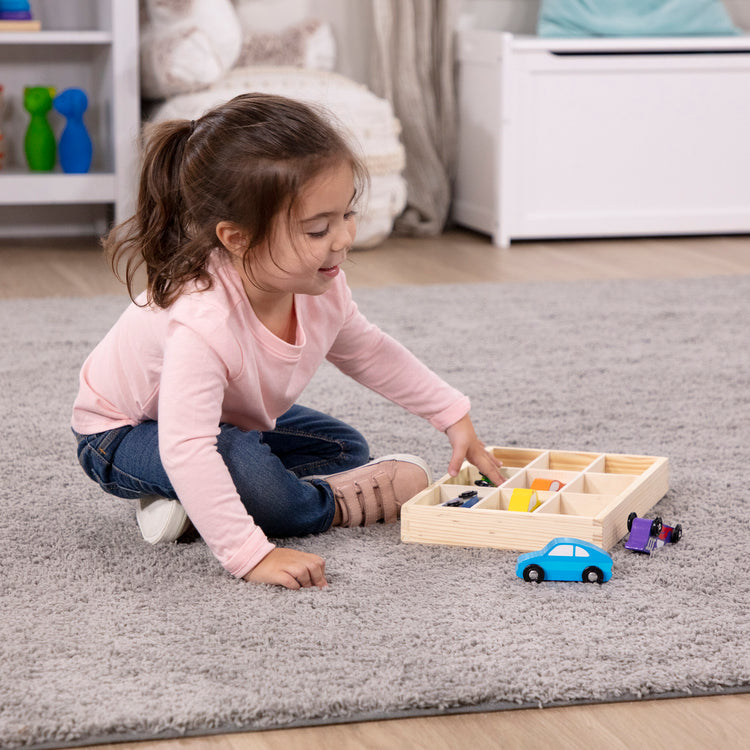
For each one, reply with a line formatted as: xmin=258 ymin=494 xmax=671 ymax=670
xmin=318 ymin=265 xmax=340 ymax=278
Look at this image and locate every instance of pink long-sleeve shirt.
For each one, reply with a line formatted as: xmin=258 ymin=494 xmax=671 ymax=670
xmin=72 ymin=254 xmax=470 ymax=577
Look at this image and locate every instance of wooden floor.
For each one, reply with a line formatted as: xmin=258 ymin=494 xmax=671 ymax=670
xmin=3 ymin=229 xmax=749 ymax=749
xmin=2 ymin=229 xmax=750 ymax=299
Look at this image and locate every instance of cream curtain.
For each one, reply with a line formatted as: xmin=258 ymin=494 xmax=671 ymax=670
xmin=370 ymin=0 xmax=460 ymax=236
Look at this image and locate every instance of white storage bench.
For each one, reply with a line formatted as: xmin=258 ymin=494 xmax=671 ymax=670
xmin=453 ymin=31 xmax=750 ymax=248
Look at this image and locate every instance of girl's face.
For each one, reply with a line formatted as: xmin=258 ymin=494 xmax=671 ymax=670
xmin=245 ymin=160 xmax=358 ymax=299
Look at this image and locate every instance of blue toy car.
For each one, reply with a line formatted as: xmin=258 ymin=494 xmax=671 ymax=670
xmin=516 ymin=537 xmax=613 ymax=584
xmin=624 ymin=512 xmax=682 ymax=554
xmin=440 ymin=490 xmax=482 ymax=508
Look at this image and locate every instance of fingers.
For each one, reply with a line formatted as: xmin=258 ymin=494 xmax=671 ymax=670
xmin=448 ymin=445 xmax=465 ymax=477
xmin=244 ymin=547 xmax=328 ymax=589
xmin=446 ymin=414 xmax=500 ymax=481
xmin=306 ymin=559 xmax=329 ymax=588
xmin=475 ymin=448 xmax=504 ymax=486
xmin=452 ymin=443 xmax=504 ymax=486
xmin=281 ymin=555 xmax=328 ymax=590
xmin=288 ymin=558 xmax=329 ymax=589
xmin=278 ymin=572 xmax=303 ymax=590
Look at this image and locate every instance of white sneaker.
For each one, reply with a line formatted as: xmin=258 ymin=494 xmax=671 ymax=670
xmin=136 ymin=495 xmax=191 ymax=544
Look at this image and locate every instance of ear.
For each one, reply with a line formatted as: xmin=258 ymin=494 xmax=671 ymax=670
xmin=215 ymin=221 xmax=250 ymax=256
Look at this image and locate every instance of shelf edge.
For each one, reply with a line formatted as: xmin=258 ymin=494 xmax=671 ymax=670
xmin=0 ymin=172 xmax=117 ymax=204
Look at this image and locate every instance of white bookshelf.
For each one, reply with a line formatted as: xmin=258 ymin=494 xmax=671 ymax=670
xmin=0 ymin=0 xmax=139 ymax=237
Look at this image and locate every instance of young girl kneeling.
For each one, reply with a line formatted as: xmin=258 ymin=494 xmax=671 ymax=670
xmin=72 ymin=93 xmax=502 ymax=589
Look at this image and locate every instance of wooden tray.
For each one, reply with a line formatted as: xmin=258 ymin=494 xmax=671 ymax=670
xmin=400 ymin=447 xmax=669 ymax=552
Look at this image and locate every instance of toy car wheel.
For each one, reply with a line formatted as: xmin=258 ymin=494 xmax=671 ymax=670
xmin=523 ymin=564 xmax=545 ymax=583
xmin=582 ymin=566 xmax=604 ymax=584
xmin=627 ymin=512 xmax=637 ymax=531
xmin=651 ymin=517 xmax=663 ymax=536
xmin=671 ymin=524 xmax=682 ymax=543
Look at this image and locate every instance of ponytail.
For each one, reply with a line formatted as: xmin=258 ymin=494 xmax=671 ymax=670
xmin=104 ymin=119 xmax=212 ymax=307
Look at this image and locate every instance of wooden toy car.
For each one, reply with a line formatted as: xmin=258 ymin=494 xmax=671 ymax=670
xmin=508 ymin=488 xmax=541 ymax=512
xmin=530 ymin=478 xmax=566 ymax=492
xmin=624 ymin=512 xmax=682 ymax=553
xmin=440 ymin=490 xmax=482 ymax=508
xmin=516 ymin=537 xmax=613 ymax=584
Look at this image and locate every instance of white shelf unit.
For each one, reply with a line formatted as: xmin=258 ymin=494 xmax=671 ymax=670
xmin=0 ymin=0 xmax=139 ymax=237
xmin=453 ymin=31 xmax=750 ymax=248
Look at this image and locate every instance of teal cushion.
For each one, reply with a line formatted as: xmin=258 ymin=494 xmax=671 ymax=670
xmin=538 ymin=0 xmax=741 ymax=37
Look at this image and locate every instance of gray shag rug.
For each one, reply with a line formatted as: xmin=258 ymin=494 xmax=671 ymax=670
xmin=2 ymin=275 xmax=750 ymax=749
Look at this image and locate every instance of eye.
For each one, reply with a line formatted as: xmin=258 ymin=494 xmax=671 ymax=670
xmin=306 ymin=225 xmax=329 ymax=239
xmin=304 ymin=210 xmax=357 ymax=239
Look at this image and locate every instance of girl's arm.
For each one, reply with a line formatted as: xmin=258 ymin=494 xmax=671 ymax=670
xmin=159 ymin=322 xmax=276 ymax=578
xmin=327 ymin=306 xmax=470 ymax=432
xmin=327 ymin=284 xmax=502 ymax=481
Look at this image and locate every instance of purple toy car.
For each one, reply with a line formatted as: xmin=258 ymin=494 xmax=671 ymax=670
xmin=624 ymin=512 xmax=682 ymax=554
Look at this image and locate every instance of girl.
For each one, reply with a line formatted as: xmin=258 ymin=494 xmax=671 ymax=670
xmin=72 ymin=93 xmax=503 ymax=590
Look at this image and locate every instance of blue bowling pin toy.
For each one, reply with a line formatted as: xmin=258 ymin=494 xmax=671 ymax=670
xmin=53 ymin=88 xmax=93 ymax=173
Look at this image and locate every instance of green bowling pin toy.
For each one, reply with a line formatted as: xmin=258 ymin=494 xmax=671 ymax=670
xmin=24 ymin=86 xmax=56 ymax=171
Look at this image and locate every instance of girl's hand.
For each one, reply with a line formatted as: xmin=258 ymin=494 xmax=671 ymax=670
xmin=445 ymin=414 xmax=504 ymax=486
xmin=243 ymin=547 xmax=328 ymax=589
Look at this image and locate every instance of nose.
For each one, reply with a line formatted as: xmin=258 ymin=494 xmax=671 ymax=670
xmin=332 ymin=218 xmax=355 ymax=253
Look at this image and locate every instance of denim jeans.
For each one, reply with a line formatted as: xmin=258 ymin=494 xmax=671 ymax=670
xmin=73 ymin=405 xmax=370 ymax=538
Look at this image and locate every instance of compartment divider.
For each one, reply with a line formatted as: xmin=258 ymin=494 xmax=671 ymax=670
xmin=523 ymin=451 xmax=552 ymax=471
xmin=582 ymin=454 xmax=607 ymax=473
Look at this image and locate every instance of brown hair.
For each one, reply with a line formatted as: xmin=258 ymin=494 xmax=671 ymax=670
xmin=106 ymin=93 xmax=368 ymax=307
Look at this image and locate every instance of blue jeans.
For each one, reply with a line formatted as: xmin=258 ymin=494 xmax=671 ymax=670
xmin=73 ymin=405 xmax=370 ymax=538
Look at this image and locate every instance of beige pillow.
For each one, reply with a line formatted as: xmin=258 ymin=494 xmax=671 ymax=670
xmin=236 ymin=19 xmax=336 ymax=71
xmin=140 ymin=0 xmax=242 ymax=100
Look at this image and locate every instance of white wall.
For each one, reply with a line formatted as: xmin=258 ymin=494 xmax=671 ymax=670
xmin=313 ymin=0 xmax=373 ymax=84
xmin=460 ymin=0 xmax=541 ymax=33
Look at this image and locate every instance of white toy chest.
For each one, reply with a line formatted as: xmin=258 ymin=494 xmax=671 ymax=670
xmin=453 ymin=31 xmax=750 ymax=247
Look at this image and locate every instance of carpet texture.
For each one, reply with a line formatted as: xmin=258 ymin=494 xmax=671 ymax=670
xmin=1 ymin=275 xmax=749 ymax=748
